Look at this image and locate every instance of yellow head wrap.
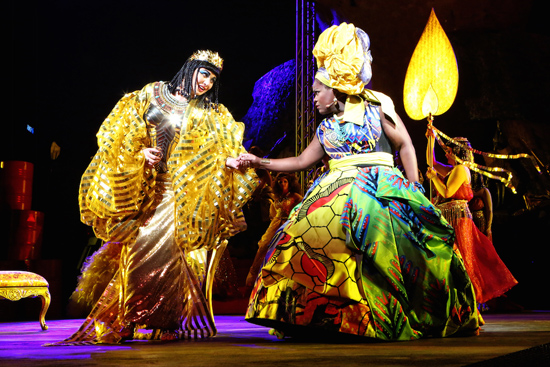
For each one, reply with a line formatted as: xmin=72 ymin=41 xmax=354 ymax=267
xmin=313 ymin=23 xmax=373 ymax=125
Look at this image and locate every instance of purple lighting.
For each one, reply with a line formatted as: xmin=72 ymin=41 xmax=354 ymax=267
xmin=0 ymin=316 xmax=275 ymax=362
xmin=242 ymin=59 xmax=296 ymax=156
xmin=0 ymin=320 xmax=131 ymax=361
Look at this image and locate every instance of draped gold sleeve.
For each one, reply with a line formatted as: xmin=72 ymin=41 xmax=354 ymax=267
xmin=168 ymin=101 xmax=258 ymax=252
xmin=78 ymin=84 xmax=157 ymax=242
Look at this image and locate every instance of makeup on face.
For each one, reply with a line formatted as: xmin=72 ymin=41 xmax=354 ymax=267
xmin=193 ymin=68 xmax=217 ymax=96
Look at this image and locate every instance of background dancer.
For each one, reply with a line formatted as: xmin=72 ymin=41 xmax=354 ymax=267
xmin=425 ymin=133 xmax=517 ymax=305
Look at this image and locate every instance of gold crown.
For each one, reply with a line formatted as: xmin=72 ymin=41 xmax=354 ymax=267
xmin=189 ymin=50 xmax=223 ymax=71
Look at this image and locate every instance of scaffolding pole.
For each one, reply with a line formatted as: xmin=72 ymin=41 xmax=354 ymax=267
xmin=295 ymin=0 xmax=316 ymax=193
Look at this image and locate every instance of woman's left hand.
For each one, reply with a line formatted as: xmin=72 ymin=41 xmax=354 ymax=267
xmin=226 ymin=157 xmax=241 ymax=169
xmin=485 ymin=228 xmax=493 ymax=242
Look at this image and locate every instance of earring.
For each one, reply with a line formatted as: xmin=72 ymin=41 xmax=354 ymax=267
xmin=333 ymin=97 xmax=340 ymax=112
xmin=326 ymin=97 xmax=338 ymax=110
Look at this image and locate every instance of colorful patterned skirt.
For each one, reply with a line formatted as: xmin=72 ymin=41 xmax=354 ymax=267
xmin=246 ymin=162 xmax=480 ymax=341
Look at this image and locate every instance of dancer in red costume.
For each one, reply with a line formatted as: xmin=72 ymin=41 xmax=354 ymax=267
xmin=426 ymin=129 xmax=517 ymax=304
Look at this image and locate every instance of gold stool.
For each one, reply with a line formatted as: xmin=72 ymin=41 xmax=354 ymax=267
xmin=0 ymin=270 xmax=51 ymax=330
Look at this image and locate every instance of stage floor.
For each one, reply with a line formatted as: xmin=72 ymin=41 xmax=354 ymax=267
xmin=1 ymin=313 xmax=549 ymax=366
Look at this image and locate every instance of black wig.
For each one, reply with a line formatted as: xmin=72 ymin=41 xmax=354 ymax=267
xmin=168 ymin=59 xmax=221 ymax=108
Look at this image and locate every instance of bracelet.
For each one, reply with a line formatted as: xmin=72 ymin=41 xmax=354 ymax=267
xmin=413 ymin=181 xmax=425 ymax=194
xmin=260 ymin=158 xmax=271 ymax=165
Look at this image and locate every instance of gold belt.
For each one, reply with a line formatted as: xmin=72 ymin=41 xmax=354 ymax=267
xmin=329 ymin=152 xmax=394 ymax=170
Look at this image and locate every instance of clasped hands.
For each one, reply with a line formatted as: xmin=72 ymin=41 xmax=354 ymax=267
xmin=143 ymin=148 xmax=260 ymax=171
xmin=226 ymin=153 xmax=260 ymax=170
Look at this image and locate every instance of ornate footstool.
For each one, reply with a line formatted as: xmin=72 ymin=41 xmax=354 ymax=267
xmin=0 ymin=271 xmax=51 ymax=330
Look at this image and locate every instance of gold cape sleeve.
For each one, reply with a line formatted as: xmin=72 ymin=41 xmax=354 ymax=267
xmin=78 ymin=83 xmax=156 ymax=242
xmin=168 ymin=100 xmax=258 ymax=252
xmin=79 ymin=84 xmax=258 ymax=250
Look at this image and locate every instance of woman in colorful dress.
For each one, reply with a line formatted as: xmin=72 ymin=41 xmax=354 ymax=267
xmin=425 ymin=134 xmax=517 ymax=305
xmin=48 ymin=50 xmax=257 ymax=345
xmin=246 ymin=172 xmax=303 ymax=287
xmin=238 ymin=23 xmax=480 ymax=341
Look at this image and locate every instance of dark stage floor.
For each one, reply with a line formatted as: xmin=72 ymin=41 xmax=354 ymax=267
xmin=1 ymin=313 xmax=550 ymax=367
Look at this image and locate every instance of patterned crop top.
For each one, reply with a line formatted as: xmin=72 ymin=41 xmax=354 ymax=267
xmin=316 ymin=102 xmax=391 ymax=160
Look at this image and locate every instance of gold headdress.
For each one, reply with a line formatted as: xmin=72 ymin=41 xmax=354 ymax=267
xmin=313 ymin=23 xmax=373 ymax=125
xmin=313 ymin=23 xmax=371 ymax=95
xmin=189 ymin=50 xmax=223 ymax=72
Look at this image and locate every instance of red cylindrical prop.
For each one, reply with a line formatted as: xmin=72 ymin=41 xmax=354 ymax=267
xmin=8 ymin=210 xmax=44 ymax=260
xmin=2 ymin=161 xmax=34 ymax=210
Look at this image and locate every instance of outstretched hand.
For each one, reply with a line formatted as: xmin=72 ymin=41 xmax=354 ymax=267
xmin=238 ymin=153 xmax=260 ymax=168
xmin=50 ymin=142 xmax=61 ymax=160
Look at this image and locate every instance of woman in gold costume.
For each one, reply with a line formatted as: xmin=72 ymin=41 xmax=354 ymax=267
xmin=48 ymin=50 xmax=257 ymax=345
xmin=238 ymin=23 xmax=480 ymax=341
xmin=426 ymin=133 xmax=517 ymax=305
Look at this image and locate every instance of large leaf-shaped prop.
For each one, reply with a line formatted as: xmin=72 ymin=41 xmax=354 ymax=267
xmin=403 ymin=9 xmax=458 ymax=120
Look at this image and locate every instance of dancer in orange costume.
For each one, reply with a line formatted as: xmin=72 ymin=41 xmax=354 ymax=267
xmin=426 ymin=130 xmax=517 ymax=304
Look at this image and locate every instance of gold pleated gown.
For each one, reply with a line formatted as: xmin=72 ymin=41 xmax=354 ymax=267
xmin=49 ymin=82 xmax=256 ymax=345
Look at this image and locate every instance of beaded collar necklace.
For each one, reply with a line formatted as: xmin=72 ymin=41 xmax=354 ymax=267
xmin=153 ymin=82 xmax=188 ymax=115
